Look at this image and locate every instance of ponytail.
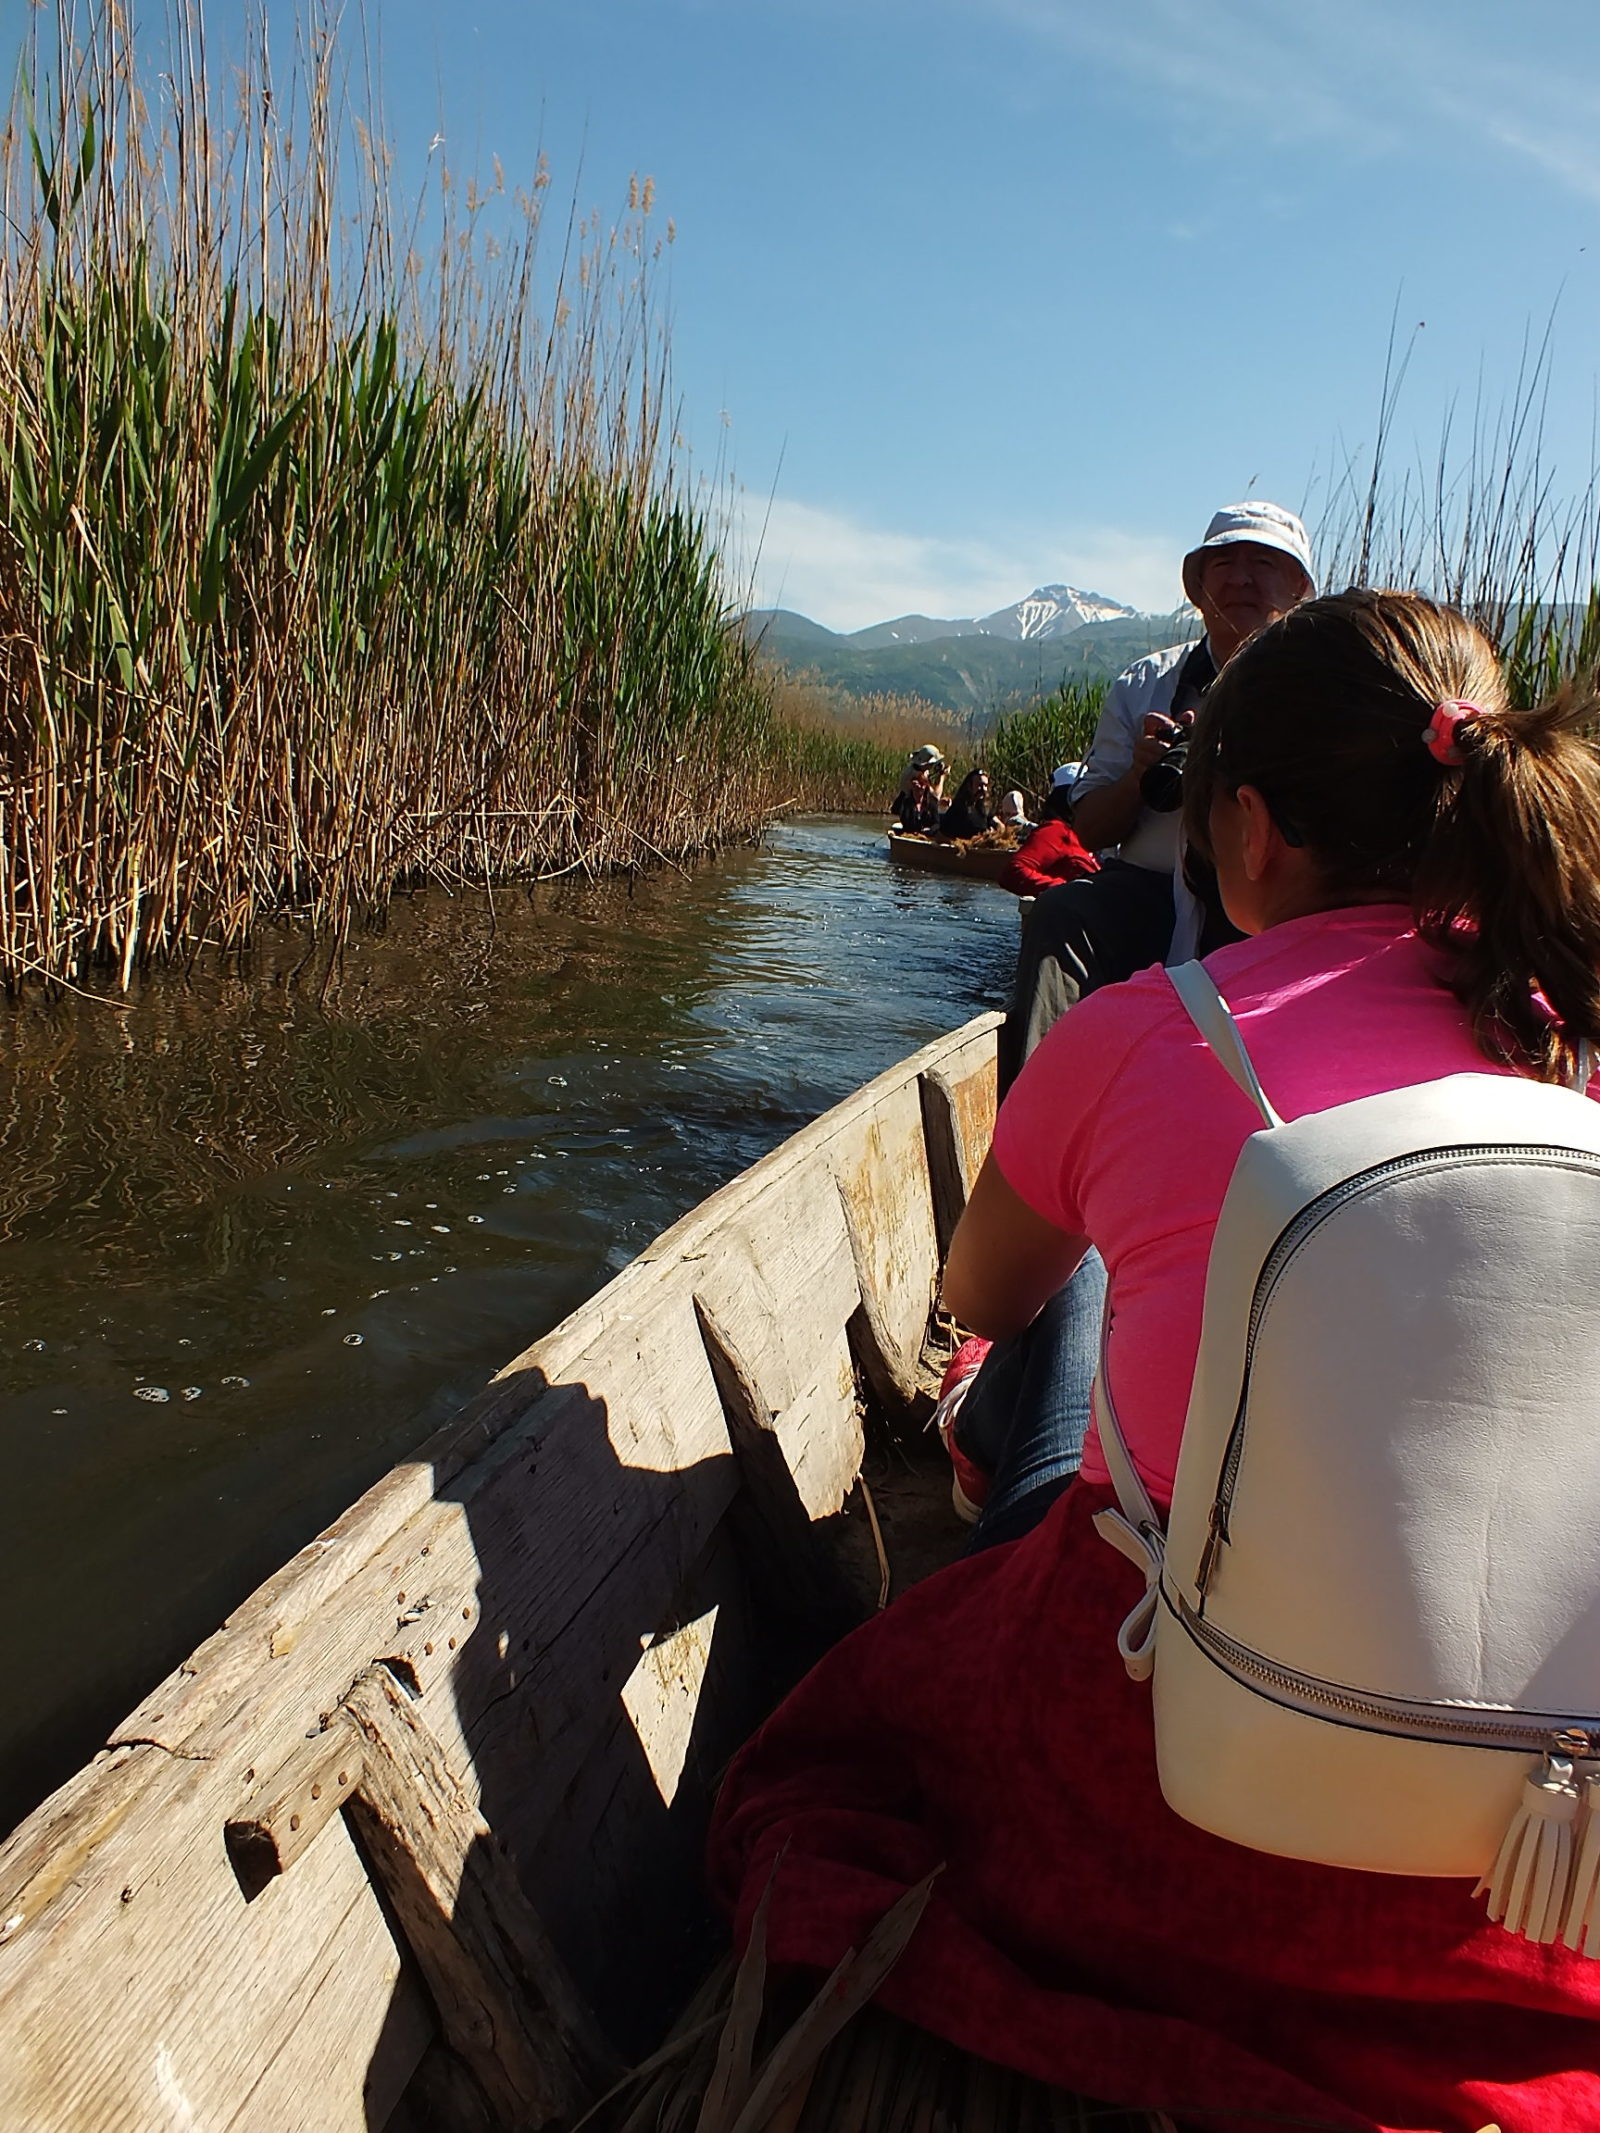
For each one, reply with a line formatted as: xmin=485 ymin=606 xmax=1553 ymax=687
xmin=1184 ymin=589 xmax=1600 ymax=1082
xmin=1416 ymin=685 xmax=1600 ymax=1082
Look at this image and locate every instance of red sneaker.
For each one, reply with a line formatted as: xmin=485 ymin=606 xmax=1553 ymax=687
xmin=935 ymin=1336 xmax=992 ymax=1525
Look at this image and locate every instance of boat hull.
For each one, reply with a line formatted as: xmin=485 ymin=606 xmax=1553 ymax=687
xmin=886 ymin=831 xmax=1017 ymax=882
xmin=0 ymin=1014 xmax=1001 ymax=2133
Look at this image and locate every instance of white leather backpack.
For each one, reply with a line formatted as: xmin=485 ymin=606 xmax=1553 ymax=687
xmin=1094 ymin=960 xmax=1600 ymax=1952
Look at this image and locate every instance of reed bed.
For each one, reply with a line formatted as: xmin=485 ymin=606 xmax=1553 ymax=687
xmin=987 ymin=683 xmax=1106 ymax=811
xmin=0 ymin=3 xmax=866 ymax=992
xmin=764 ymin=677 xmax=963 ymax=812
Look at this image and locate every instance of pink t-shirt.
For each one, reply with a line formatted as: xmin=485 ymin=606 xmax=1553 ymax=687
xmin=991 ymin=905 xmax=1585 ymax=1502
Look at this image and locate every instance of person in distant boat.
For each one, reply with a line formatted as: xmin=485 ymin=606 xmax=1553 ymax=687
xmin=997 ymin=763 xmax=1099 ymax=897
xmin=995 ymin=787 xmax=1032 ymax=832
xmin=890 ymin=747 xmax=945 ymax=835
xmin=998 ymin=501 xmax=1314 ymax=1088
xmin=939 ymin=768 xmax=998 ymax=840
xmin=711 ymin=589 xmax=1600 ymax=2132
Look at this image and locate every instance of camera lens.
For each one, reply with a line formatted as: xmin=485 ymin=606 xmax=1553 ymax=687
xmin=1139 ymin=739 xmax=1189 ymax=813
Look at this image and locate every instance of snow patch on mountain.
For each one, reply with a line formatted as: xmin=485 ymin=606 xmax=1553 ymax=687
xmin=976 ymin=585 xmax=1137 ymax=641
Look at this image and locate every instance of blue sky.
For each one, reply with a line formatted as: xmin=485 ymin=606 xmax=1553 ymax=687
xmin=172 ymin=3 xmax=1600 ymax=623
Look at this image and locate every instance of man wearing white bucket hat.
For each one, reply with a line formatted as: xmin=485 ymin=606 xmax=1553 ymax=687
xmin=998 ymin=501 xmax=1315 ymax=1089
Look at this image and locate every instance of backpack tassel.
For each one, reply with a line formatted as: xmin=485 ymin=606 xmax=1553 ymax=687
xmin=1476 ymin=1752 xmax=1580 ymax=1943
xmin=1560 ymin=1769 xmax=1600 ymax=1958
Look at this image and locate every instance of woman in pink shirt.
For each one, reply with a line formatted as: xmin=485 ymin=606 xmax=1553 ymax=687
xmin=711 ymin=592 xmax=1600 ymax=2132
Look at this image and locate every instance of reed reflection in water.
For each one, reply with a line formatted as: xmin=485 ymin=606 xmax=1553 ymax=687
xmin=0 ymin=817 xmax=1017 ymax=1830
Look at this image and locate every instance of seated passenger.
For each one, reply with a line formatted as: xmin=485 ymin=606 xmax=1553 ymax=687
xmin=999 ymin=501 xmax=1314 ymax=1090
xmin=890 ymin=751 xmax=943 ymax=834
xmin=712 ymin=589 xmax=1600 ymax=2132
xmin=995 ymin=787 xmax=1032 ymax=832
xmin=939 ymin=768 xmax=998 ymax=840
xmin=997 ymin=765 xmax=1100 ymax=897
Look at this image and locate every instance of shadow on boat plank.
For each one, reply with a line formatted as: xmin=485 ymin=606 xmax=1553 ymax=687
xmin=0 ymin=1014 xmax=1001 ymax=2131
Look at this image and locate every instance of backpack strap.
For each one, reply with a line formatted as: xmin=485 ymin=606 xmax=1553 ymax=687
xmin=1574 ymin=1041 xmax=1594 ymax=1096
xmin=1090 ymin=1295 xmax=1166 ymax=1680
xmin=1165 ymin=961 xmax=1283 ymax=1129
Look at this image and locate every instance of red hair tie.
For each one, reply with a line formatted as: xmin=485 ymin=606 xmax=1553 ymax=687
xmin=1422 ymin=699 xmax=1483 ymax=766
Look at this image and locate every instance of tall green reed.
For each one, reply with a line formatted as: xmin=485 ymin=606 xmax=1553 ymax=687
xmin=987 ymin=684 xmax=1106 ymax=809
xmin=1317 ymin=313 xmax=1600 ymax=706
xmin=0 ymin=2 xmax=848 ymax=990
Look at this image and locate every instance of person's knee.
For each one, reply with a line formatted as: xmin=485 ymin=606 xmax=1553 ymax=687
xmin=1023 ymin=879 xmax=1098 ymax=966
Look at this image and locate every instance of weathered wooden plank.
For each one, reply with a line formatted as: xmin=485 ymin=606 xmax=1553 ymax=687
xmin=831 ymin=1078 xmax=942 ymax=1409
xmin=228 ymin=1887 xmax=432 ymax=2133
xmin=2 ymin=1783 xmax=424 ymax=2133
xmin=684 ymin=1148 xmax=862 ymax=1431
xmin=341 ymin=1665 xmax=614 ymax=2129
xmin=0 ymin=1278 xmax=732 ymax=2133
xmin=698 ymin=1307 xmax=863 ymax=1631
xmin=514 ymin=1529 xmax=763 ymax=2059
xmin=224 ymin=1728 xmax=366 ymax=1895
xmin=919 ymin=1019 xmax=1002 ymax=1254
xmin=0 ymin=1017 xmax=1001 ymax=2133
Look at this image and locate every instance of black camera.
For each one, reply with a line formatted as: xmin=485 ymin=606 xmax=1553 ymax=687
xmin=1139 ymin=735 xmax=1190 ymax=814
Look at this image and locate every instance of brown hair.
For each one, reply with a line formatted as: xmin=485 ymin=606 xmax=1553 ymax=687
xmin=1182 ymin=588 xmax=1600 ymax=1082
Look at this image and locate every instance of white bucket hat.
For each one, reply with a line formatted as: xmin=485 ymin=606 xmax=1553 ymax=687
xmin=1181 ymin=502 xmax=1316 ymax=608
xmin=1050 ymin=761 xmax=1086 ymax=792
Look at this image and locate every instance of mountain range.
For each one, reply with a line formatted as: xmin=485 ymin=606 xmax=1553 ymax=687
xmin=844 ymin=583 xmax=1136 ymax=649
xmin=744 ymin=583 xmax=1193 ymax=717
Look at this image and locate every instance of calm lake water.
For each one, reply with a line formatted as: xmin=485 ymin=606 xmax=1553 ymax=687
xmin=0 ymin=817 xmax=1017 ymax=1832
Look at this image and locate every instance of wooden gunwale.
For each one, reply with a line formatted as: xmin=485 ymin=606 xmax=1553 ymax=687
xmin=0 ymin=1011 xmax=1001 ymax=2133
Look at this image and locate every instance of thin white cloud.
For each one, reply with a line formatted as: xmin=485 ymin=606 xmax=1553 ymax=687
xmin=724 ymin=494 xmax=1183 ymax=630
xmin=988 ymin=0 xmax=1391 ymax=151
xmin=972 ymin=0 xmax=1600 ymax=205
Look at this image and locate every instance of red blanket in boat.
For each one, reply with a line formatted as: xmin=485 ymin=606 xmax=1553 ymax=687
xmin=708 ymin=1483 xmax=1600 ymax=2133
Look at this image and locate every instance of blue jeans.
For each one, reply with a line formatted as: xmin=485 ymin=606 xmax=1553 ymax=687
xmin=955 ymin=1250 xmax=1106 ymax=1553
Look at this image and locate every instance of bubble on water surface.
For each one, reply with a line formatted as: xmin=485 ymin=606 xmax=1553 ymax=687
xmin=134 ymin=1386 xmax=170 ymax=1404
xmin=431 ymin=1224 xmax=450 ymax=1234
xmin=220 ymin=1375 xmax=250 ymax=1388
xmin=342 ymin=1333 xmax=364 ymax=1347
xmin=467 ymin=1215 xmax=485 ymax=1224
xmin=21 ymin=1339 xmax=45 ymax=1352
xmin=321 ymin=1308 xmax=337 ymax=1317
xmin=548 ymin=1075 xmax=568 ymax=1087
xmin=181 ymin=1387 xmax=202 ymax=1401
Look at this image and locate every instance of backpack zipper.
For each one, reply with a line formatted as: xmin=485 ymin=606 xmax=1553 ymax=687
xmin=1194 ymin=1141 xmax=1600 ymax=1600
xmin=1172 ymin=1591 xmax=1600 ymax=1756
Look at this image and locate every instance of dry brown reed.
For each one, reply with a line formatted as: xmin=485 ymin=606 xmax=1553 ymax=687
xmin=762 ymin=677 xmax=966 ymax=812
xmin=579 ymin=1872 xmax=1173 ymax=2133
xmin=0 ymin=2 xmax=863 ymax=991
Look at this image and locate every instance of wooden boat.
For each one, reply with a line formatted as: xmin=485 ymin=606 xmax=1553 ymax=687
xmin=885 ymin=829 xmax=1018 ymax=883
xmin=0 ymin=1014 xmax=1005 ymax=2133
